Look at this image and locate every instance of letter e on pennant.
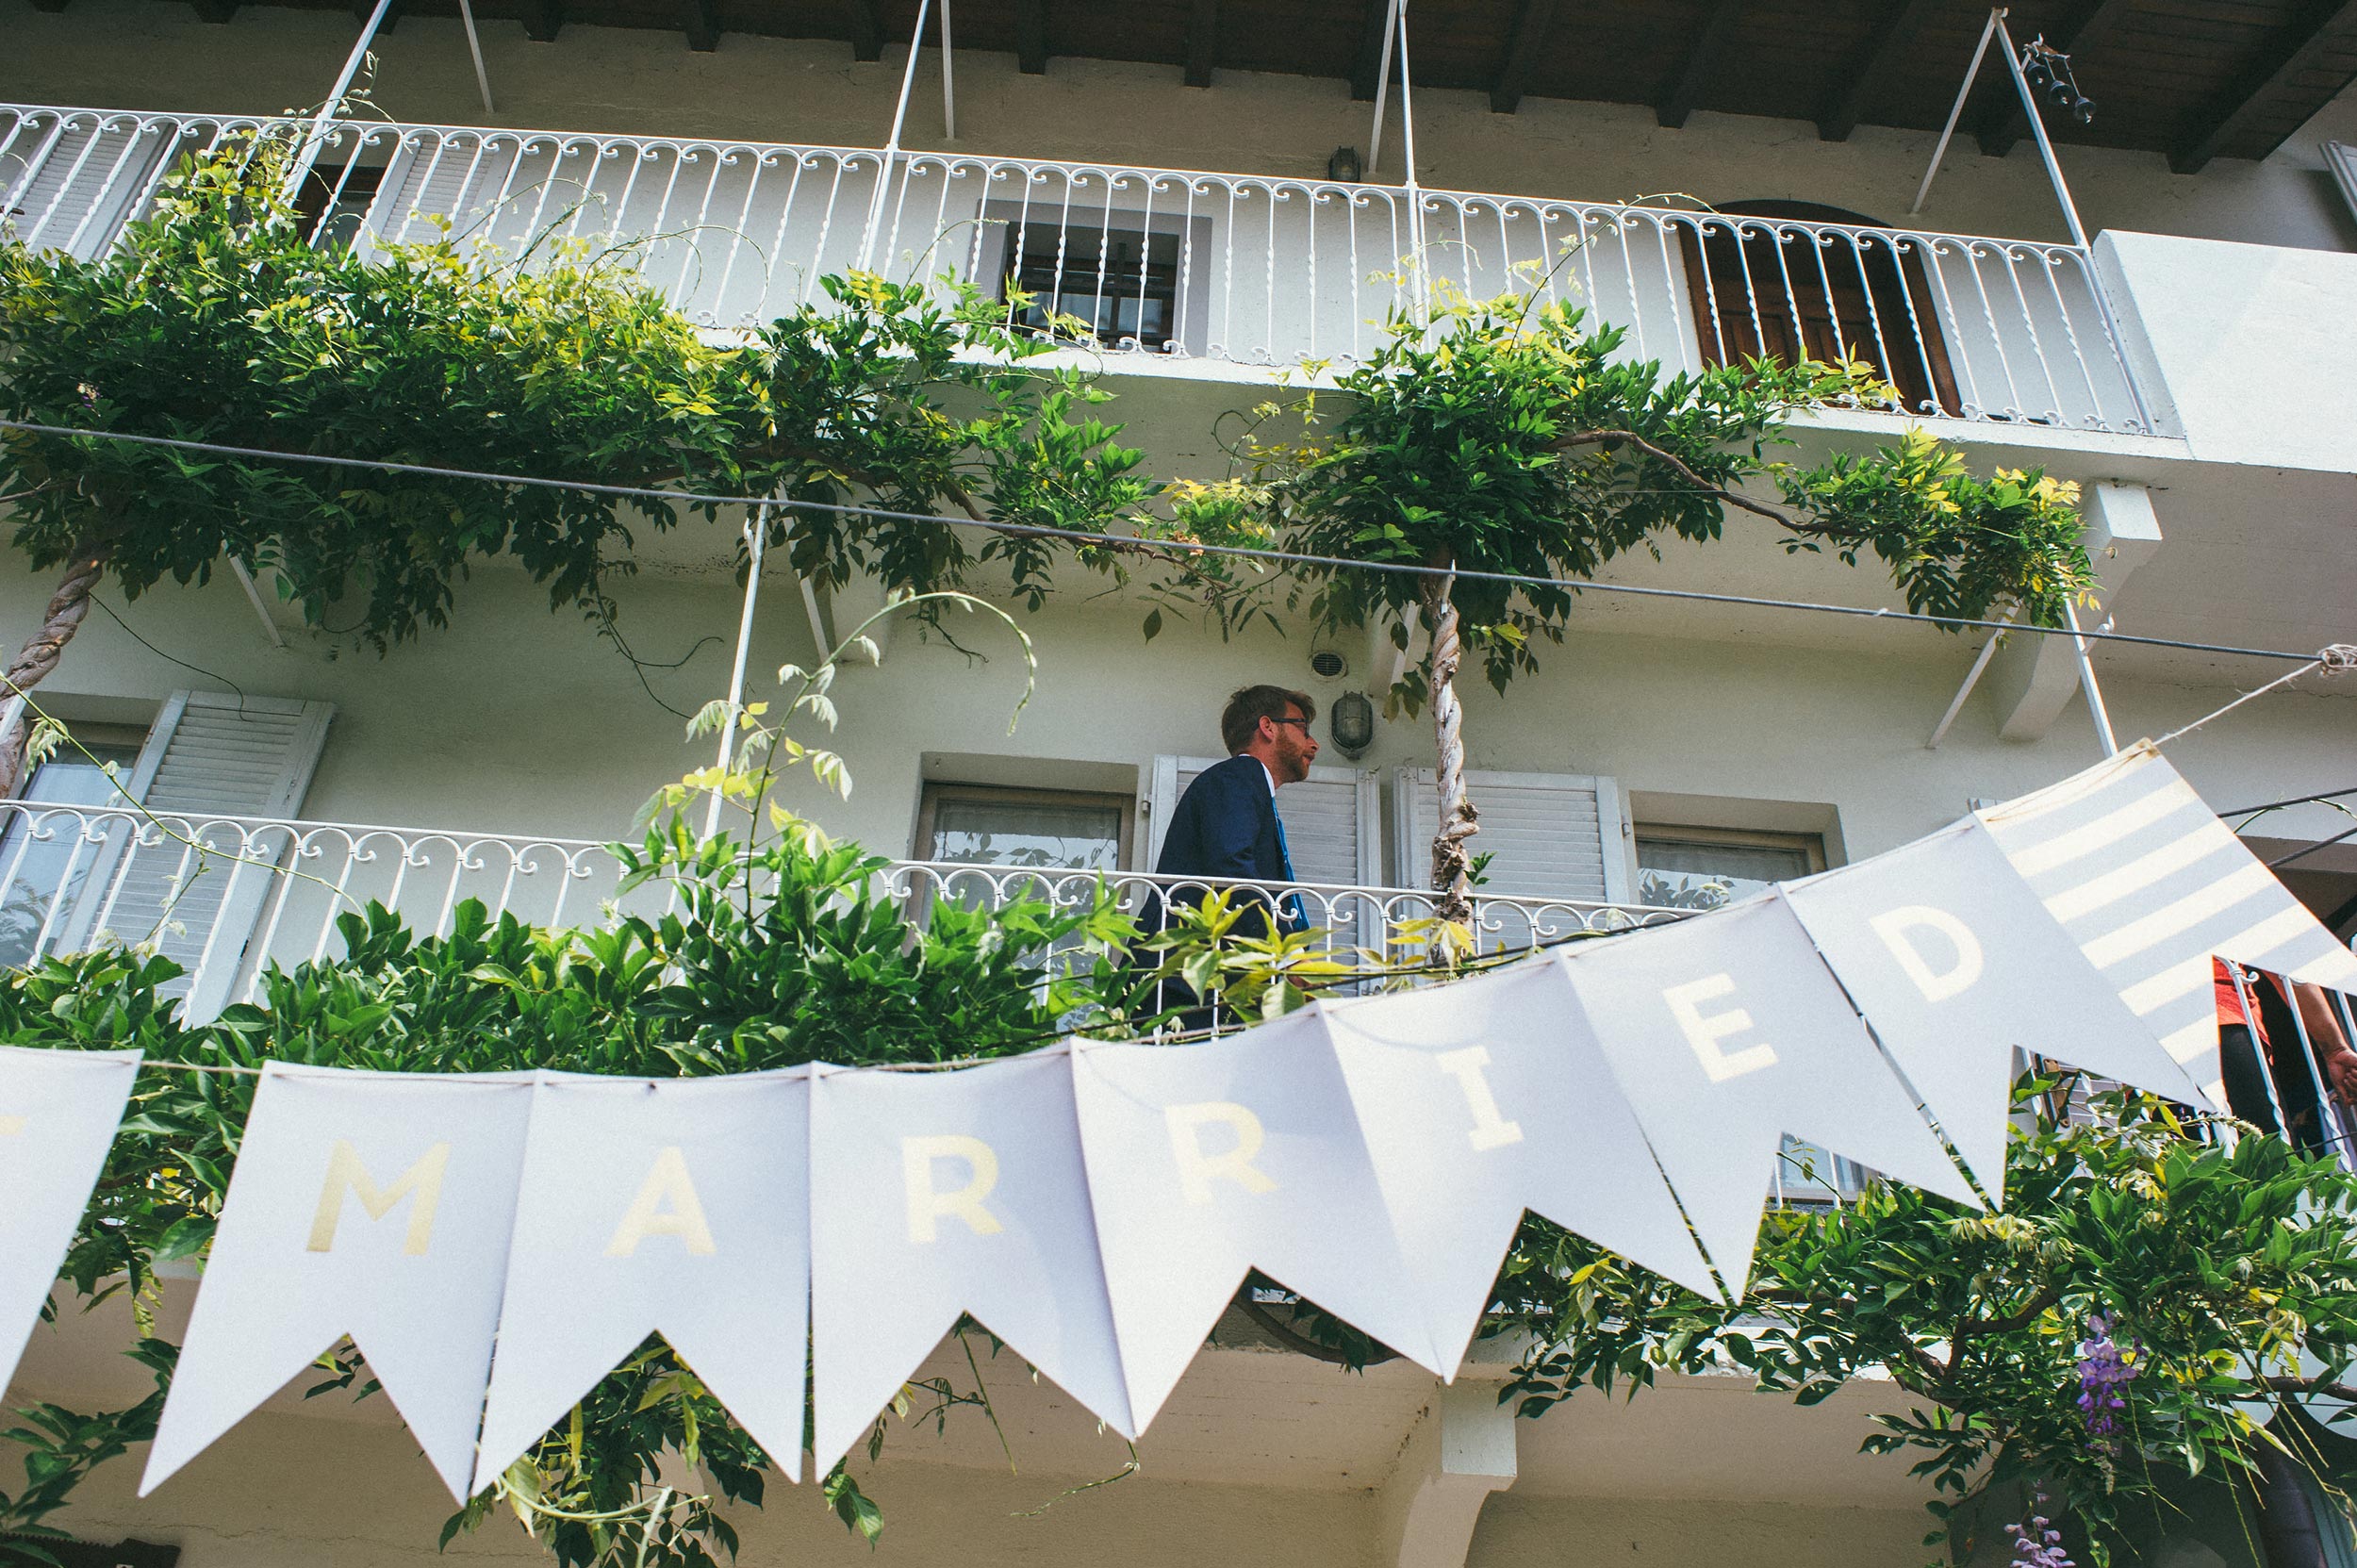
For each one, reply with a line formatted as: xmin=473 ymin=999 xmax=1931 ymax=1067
xmin=1663 ymin=975 xmax=1779 ymax=1084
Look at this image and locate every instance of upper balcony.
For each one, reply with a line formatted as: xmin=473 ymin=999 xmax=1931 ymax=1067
xmin=0 ymin=101 xmax=2167 ymax=436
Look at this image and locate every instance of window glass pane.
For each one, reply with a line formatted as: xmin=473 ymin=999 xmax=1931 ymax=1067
xmin=0 ymin=744 xmax=143 ymax=968
xmin=927 ymin=796 xmax=1123 ymax=872
xmin=1634 ymin=835 xmax=1813 ymax=911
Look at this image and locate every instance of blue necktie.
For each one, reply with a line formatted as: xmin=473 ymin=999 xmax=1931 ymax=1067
xmin=1273 ymin=810 xmax=1305 ymax=931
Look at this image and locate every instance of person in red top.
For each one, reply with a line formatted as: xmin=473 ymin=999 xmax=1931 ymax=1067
xmin=2214 ymin=957 xmax=2357 ymax=1150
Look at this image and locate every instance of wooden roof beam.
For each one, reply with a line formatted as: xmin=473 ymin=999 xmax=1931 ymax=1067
xmin=1350 ymin=0 xmax=1393 ymax=102
xmin=354 ymin=0 xmax=402 ymax=31
xmin=522 ymin=0 xmax=563 ymax=41
xmin=2171 ymin=0 xmax=2357 ymax=173
xmin=1016 ymin=0 xmax=1049 ymax=74
xmin=1185 ymin=0 xmax=1218 ymax=87
xmin=683 ymin=0 xmax=718 ymax=52
xmin=1490 ymin=0 xmax=1560 ymax=114
xmin=1815 ymin=0 xmax=1935 ymax=140
xmin=846 ymin=0 xmax=882 ymax=60
xmin=190 ymin=0 xmax=239 ymax=20
xmin=1978 ymin=0 xmax=2131 ymax=157
xmin=1656 ymin=0 xmax=1744 ymax=129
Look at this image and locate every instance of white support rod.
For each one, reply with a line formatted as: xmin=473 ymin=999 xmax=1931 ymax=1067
xmin=1994 ymin=11 xmax=2089 ymax=248
xmin=1394 ymin=0 xmax=1427 ymax=321
xmin=2228 ymin=965 xmax=2296 ymax=1138
xmin=1910 ymin=7 xmax=2000 ymax=216
xmin=2271 ymin=974 xmax=2353 ymax=1169
xmin=1926 ymin=614 xmax=2011 ymax=748
xmin=703 ymin=506 xmax=769 ymax=841
xmin=939 ymin=0 xmax=956 ymax=141
xmin=457 ymin=0 xmax=497 ymax=115
xmin=227 ymin=559 xmax=287 ymax=650
xmin=284 ymin=0 xmax=397 ymax=199
xmin=2063 ymin=601 xmax=2118 ymax=758
xmin=857 ymin=0 xmax=932 ymax=270
xmin=1367 ymin=0 xmax=1400 ymax=174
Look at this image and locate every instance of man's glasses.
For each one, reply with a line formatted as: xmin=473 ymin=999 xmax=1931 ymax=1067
xmin=1269 ymin=717 xmax=1312 ymax=730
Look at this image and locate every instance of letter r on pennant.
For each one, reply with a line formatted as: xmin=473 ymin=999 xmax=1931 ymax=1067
xmin=1165 ymin=1102 xmax=1278 ymax=1205
xmin=0 ymin=1115 xmax=23 ymax=1137
xmin=902 ymin=1134 xmax=1004 ymax=1244
xmin=306 ymin=1139 xmax=452 ymax=1256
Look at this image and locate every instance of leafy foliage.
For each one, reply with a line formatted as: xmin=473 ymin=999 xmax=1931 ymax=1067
xmin=1166 ymin=286 xmax=2096 ymax=706
xmin=1496 ymin=1082 xmax=2357 ymax=1562
xmin=0 ymin=137 xmax=1153 ymax=657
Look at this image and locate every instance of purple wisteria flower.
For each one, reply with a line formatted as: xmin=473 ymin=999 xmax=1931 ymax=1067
xmin=2006 ymin=1500 xmax=2074 ymax=1568
xmin=2076 ymin=1312 xmax=2141 ymax=1448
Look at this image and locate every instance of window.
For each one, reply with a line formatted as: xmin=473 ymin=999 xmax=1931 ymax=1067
xmin=1678 ymin=200 xmax=1961 ymax=420
xmin=1634 ymin=824 xmax=1824 ymax=912
xmin=0 ymin=727 xmax=145 ymax=969
xmin=1005 ymin=228 xmax=1180 ymax=352
xmin=915 ymin=784 xmax=1133 ymax=872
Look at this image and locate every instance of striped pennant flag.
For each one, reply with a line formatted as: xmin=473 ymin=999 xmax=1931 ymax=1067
xmin=1980 ymin=742 xmax=2357 ymax=1108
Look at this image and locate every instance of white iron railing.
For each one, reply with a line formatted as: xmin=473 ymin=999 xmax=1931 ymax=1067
xmin=0 ymin=800 xmax=1675 ymax=1024
xmin=0 ymin=103 xmax=2165 ymax=434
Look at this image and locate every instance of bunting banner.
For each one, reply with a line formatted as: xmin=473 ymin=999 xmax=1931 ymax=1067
xmin=809 ymin=1048 xmax=1131 ymax=1471
xmin=0 ymin=1047 xmax=140 ymax=1402
xmin=0 ymin=740 xmax=2333 ymax=1501
xmin=473 ymin=1068 xmax=813 ymax=1494
xmin=1980 ymin=744 xmax=2357 ymax=1108
xmin=1071 ymin=1011 xmax=1444 ymax=1428
xmin=143 ymin=1065 xmax=535 ymax=1502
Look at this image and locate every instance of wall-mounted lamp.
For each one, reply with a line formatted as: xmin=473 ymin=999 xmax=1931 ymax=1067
xmin=1327 ymin=145 xmax=1363 ymax=184
xmin=1328 ymin=690 xmax=1376 ymax=759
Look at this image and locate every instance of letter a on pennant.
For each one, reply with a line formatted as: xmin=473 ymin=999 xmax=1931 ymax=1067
xmin=474 ymin=1070 xmax=811 ymax=1494
xmin=146 ymin=1065 xmax=535 ymax=1503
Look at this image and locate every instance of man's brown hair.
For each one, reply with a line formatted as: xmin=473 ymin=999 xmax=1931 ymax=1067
xmin=1221 ymin=685 xmax=1316 ymax=754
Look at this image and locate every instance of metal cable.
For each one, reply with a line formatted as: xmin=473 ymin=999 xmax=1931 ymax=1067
xmin=0 ymin=418 xmax=2337 ymax=665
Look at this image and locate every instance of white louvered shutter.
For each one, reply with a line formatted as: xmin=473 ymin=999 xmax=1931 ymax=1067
xmin=1390 ymin=767 xmax=1630 ymax=903
xmin=0 ymin=117 xmax=172 ymax=259
xmin=68 ymin=692 xmax=333 ymax=1019
xmin=1146 ymin=756 xmax=1378 ymax=885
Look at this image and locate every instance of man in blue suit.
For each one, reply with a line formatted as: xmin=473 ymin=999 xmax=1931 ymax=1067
xmin=1149 ymin=685 xmax=1319 ymax=961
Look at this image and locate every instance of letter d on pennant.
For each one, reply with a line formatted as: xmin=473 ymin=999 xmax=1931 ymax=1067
xmin=306 ymin=1139 xmax=451 ymax=1256
xmin=1868 ymin=905 xmax=1986 ymax=1003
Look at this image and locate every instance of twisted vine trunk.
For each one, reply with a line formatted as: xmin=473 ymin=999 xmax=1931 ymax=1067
xmin=1420 ymin=565 xmax=1478 ymax=927
xmin=0 ymin=543 xmax=110 ymax=798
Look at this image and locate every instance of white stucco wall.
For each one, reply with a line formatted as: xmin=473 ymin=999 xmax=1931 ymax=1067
xmin=2099 ymin=228 xmax=2357 ymax=471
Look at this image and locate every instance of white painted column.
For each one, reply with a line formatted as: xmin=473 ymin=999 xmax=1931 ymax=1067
xmin=1985 ymin=482 xmax=2163 ymax=745
xmin=1376 ymin=1379 xmax=1519 ymax=1568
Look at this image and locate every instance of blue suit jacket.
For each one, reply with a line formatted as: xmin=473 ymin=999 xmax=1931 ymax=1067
xmin=1151 ymin=753 xmax=1305 ymax=937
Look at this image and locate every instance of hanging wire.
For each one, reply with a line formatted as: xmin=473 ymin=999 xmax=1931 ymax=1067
xmin=0 ymin=419 xmax=2337 ymax=667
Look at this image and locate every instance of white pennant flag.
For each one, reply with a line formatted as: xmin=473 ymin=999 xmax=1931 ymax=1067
xmin=810 ymin=1049 xmax=1129 ymax=1473
xmin=474 ymin=1069 xmax=812 ymax=1494
xmin=0 ymin=1047 xmax=140 ymax=1400
xmin=1980 ymin=742 xmax=2357 ymax=1108
xmin=1071 ymin=1014 xmax=1442 ymax=1431
xmin=1559 ymin=893 xmax=1978 ymax=1295
xmin=1786 ymin=818 xmax=2208 ymax=1197
xmin=1322 ymin=968 xmax=1717 ymax=1371
xmin=145 ymin=1065 xmax=533 ymax=1501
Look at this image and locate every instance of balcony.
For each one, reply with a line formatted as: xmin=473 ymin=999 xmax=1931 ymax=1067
xmin=1 ymin=103 xmax=2164 ymax=435
xmin=0 ymin=799 xmax=1676 ymax=1026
